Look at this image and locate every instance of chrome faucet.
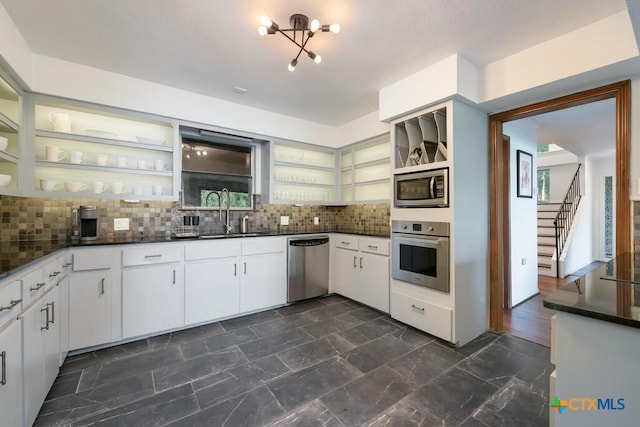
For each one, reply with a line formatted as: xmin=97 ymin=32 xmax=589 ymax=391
xmin=220 ymin=188 xmax=231 ymax=233
xmin=205 ymin=191 xmax=220 ymax=209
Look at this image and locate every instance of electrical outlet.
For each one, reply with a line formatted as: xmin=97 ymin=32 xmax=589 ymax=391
xmin=114 ymin=218 xmax=129 ymax=231
xmin=280 ymin=216 xmax=289 ymax=226
xmin=314 ymin=216 xmax=319 ymax=225
xmin=521 ymin=258 xmax=526 ymax=265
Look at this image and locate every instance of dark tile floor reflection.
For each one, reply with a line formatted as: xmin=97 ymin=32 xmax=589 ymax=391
xmin=36 ymin=295 xmax=552 ymax=426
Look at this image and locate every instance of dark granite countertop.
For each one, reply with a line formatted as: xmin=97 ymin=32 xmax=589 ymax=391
xmin=0 ymin=230 xmax=389 ymax=279
xmin=543 ymin=255 xmax=640 ymax=329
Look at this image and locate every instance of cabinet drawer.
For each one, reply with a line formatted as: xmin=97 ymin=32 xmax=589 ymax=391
xmin=390 ymin=290 xmax=452 ymax=342
xmin=123 ymin=244 xmax=182 ymax=267
xmin=73 ymin=247 xmax=117 ymax=271
xmin=334 ymin=235 xmax=359 ymax=251
xmin=0 ymin=280 xmax=21 ymax=329
xmin=43 ymin=256 xmax=64 ymax=286
xmin=241 ymin=237 xmax=286 ymax=256
xmin=185 ymin=239 xmax=241 ymax=261
xmin=21 ymin=268 xmax=46 ymax=308
xmin=359 ymin=237 xmax=389 ymax=256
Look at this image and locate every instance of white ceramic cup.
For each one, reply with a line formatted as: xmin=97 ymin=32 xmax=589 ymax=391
xmin=133 ymin=186 xmax=144 ymax=196
xmin=152 ymin=184 xmax=163 ymax=195
xmin=154 ymin=159 xmax=166 ymax=171
xmin=40 ymin=179 xmax=60 ymax=191
xmin=112 ymin=182 xmax=125 ymax=194
xmin=96 ymin=154 xmax=109 ymax=166
xmin=117 ymin=157 xmax=128 ymax=168
xmin=70 ymin=150 xmax=84 ymax=164
xmin=0 ymin=136 xmax=8 ymax=151
xmin=92 ymin=181 xmax=107 ymax=194
xmin=48 ymin=112 xmax=72 ymax=133
xmin=46 ymin=146 xmax=66 ymax=162
xmin=137 ymin=159 xmax=149 ymax=169
xmin=64 ymin=182 xmax=88 ymax=193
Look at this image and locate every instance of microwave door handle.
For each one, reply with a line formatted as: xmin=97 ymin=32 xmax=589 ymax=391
xmin=429 ymin=176 xmax=435 ymax=199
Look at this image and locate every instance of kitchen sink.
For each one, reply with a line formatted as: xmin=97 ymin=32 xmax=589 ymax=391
xmin=198 ymin=232 xmax=268 ymax=239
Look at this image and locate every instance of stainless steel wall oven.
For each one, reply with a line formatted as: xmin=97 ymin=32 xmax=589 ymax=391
xmin=391 ymin=220 xmax=450 ymax=292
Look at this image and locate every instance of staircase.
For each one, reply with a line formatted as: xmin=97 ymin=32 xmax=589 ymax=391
xmin=537 ymin=203 xmax=562 ymax=276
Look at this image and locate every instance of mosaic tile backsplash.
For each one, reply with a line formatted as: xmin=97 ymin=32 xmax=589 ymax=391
xmin=0 ymin=195 xmax=390 ymax=242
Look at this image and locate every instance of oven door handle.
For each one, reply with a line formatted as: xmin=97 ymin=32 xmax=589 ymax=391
xmin=394 ymin=235 xmax=447 ymax=247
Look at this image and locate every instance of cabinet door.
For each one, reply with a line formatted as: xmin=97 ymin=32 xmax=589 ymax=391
xmin=58 ymin=275 xmax=70 ymax=365
xmin=0 ymin=320 xmax=23 ymax=427
xmin=185 ymin=259 xmax=240 ymax=325
xmin=69 ymin=269 xmax=112 ymax=350
xmin=43 ymin=285 xmax=60 ymax=393
xmin=21 ymin=300 xmax=46 ymax=427
xmin=358 ymin=253 xmax=390 ymax=313
xmin=123 ymin=264 xmax=184 ymax=339
xmin=332 ymin=247 xmax=358 ymax=300
xmin=240 ymin=253 xmax=286 ymax=313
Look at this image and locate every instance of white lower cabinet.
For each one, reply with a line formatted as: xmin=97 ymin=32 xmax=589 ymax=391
xmin=0 ymin=320 xmax=23 ymax=427
xmin=69 ymin=269 xmax=113 ymax=350
xmin=390 ymin=288 xmax=452 ymax=342
xmin=240 ymin=251 xmax=286 ymax=312
xmin=185 ymin=258 xmax=240 ymax=325
xmin=22 ymin=284 xmax=59 ymax=427
xmin=123 ymin=263 xmax=184 ymax=339
xmin=69 ymin=247 xmax=119 ymax=351
xmin=332 ymin=235 xmax=390 ymax=313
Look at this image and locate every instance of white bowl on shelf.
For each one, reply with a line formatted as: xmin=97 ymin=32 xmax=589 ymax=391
xmin=0 ymin=136 xmax=7 ymax=151
xmin=0 ymin=174 xmax=11 ymax=187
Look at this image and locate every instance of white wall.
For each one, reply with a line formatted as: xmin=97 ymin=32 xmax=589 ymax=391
xmin=504 ymin=120 xmax=539 ymax=306
xmin=540 ymin=162 xmax=580 ymax=202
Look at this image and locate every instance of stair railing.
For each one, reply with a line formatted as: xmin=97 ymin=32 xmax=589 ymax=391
xmin=554 ymin=163 xmax=582 ymax=277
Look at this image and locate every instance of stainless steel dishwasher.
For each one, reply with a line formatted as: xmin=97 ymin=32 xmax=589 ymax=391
xmin=287 ymin=236 xmax=330 ymax=302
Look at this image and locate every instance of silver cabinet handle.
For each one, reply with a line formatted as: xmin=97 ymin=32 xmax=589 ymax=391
xmin=341 ymin=241 xmax=350 ymax=246
xmin=144 ymin=254 xmax=162 ymax=259
xmin=359 ymin=257 xmax=363 ymax=269
xmin=1 ymin=350 xmax=5 ymax=386
xmin=30 ymin=282 xmax=45 ymax=292
xmin=234 ymin=263 xmax=237 ymax=276
xmin=0 ymin=299 xmax=22 ymax=312
xmin=40 ymin=306 xmax=50 ymax=330
xmin=63 ymin=262 xmax=72 ymax=268
xmin=172 ymin=269 xmax=176 ymax=284
xmin=411 ymin=304 xmax=425 ymax=312
xmin=353 ymin=256 xmax=357 ymax=268
xmin=367 ymin=245 xmax=378 ymax=250
xmin=49 ymin=271 xmax=60 ymax=278
xmin=47 ymin=301 xmax=55 ymax=325
xmin=100 ymin=278 xmax=105 ymax=295
xmin=243 ymin=262 xmax=247 ymax=275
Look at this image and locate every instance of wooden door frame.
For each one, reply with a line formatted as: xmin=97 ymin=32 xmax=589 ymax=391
xmin=489 ymin=80 xmax=631 ymax=331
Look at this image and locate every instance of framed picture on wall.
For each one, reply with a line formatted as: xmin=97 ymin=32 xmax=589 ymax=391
xmin=517 ymin=150 xmax=533 ymax=198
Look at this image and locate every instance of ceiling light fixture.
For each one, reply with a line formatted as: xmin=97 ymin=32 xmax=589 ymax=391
xmin=258 ymin=13 xmax=340 ymax=71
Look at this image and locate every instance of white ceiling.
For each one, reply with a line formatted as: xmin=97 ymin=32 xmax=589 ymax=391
xmin=0 ymin=0 xmax=629 ymax=128
xmin=528 ymin=99 xmax=616 ymax=157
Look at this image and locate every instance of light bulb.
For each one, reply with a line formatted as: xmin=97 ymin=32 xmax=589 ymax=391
xmin=310 ymin=19 xmax=320 ymax=32
xmin=186 ymin=154 xmax=191 ymax=159
xmin=260 ymin=16 xmax=272 ymax=27
xmin=258 ymin=26 xmax=267 ymax=36
xmin=330 ymin=23 xmax=340 ymax=33
xmin=197 ymin=150 xmax=201 ymax=156
xmin=314 ymin=54 xmax=322 ymax=64
xmin=288 ymin=62 xmax=296 ymax=72
xmin=202 ymin=151 xmax=207 ymax=156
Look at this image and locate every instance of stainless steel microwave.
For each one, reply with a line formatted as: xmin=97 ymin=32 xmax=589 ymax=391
xmin=394 ymin=168 xmax=448 ymax=208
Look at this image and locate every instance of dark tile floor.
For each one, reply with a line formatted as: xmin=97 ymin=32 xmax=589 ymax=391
xmin=36 ymin=295 xmax=552 ymax=426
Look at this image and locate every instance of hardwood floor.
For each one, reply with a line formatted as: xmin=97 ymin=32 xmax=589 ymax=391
xmin=503 ymin=262 xmax=604 ymax=347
